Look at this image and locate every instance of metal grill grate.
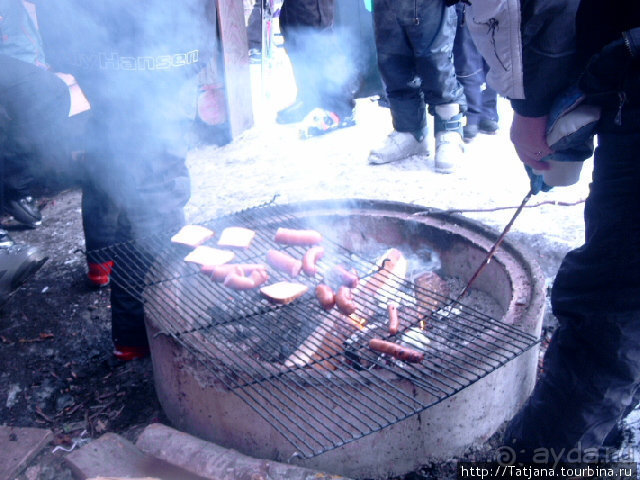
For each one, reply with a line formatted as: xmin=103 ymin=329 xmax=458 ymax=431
xmin=91 ymin=203 xmax=539 ymax=459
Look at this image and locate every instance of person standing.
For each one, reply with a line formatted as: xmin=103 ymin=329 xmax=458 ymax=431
xmin=36 ymin=0 xmax=213 ymax=360
xmin=368 ymin=0 xmax=466 ymax=173
xmin=463 ymin=0 xmax=640 ymax=460
xmin=276 ymin=0 xmax=357 ymax=134
xmin=0 ymin=0 xmax=72 ymax=227
xmin=452 ymin=3 xmax=499 ymax=143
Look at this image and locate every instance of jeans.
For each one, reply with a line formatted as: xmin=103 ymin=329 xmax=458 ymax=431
xmin=373 ymin=0 xmax=465 ymax=134
xmin=453 ymin=5 xmax=498 ymax=126
xmin=81 ymin=116 xmax=190 ymax=347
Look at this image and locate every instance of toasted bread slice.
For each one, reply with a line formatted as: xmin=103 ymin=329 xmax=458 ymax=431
xmin=184 ymin=246 xmax=234 ymax=267
xmin=217 ymin=226 xmax=256 ymax=248
xmin=260 ymin=281 xmax=309 ymax=305
xmin=171 ymin=225 xmax=214 ymax=247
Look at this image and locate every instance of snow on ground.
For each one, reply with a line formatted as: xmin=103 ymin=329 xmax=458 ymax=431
xmin=185 ymin=45 xmax=589 ymax=282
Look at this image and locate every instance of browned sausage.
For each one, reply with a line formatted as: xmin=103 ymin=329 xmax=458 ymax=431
xmin=249 ymin=268 xmax=270 ymax=288
xmin=274 ymin=227 xmax=323 ymax=246
xmin=331 ymin=265 xmax=359 ymax=288
xmin=388 ymin=303 xmax=399 ymax=335
xmin=315 ymin=284 xmax=335 ymax=311
xmin=302 ymin=246 xmax=325 ymax=276
xmin=203 ymin=263 xmax=267 ymax=282
xmin=266 ymin=250 xmax=302 ymax=277
xmin=335 ymin=286 xmax=357 ymax=315
xmin=223 ymin=268 xmax=270 ymax=290
xmin=369 ymin=338 xmax=424 ymax=363
xmin=223 ymin=272 xmax=256 ymax=290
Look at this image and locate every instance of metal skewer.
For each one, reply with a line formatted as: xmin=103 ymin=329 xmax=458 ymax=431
xmin=455 ymin=189 xmax=533 ymax=302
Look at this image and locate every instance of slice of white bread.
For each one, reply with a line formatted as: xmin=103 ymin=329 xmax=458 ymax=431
xmin=171 ymin=225 xmax=214 ymax=247
xmin=217 ymin=226 xmax=256 ymax=248
xmin=184 ymin=246 xmax=234 ymax=267
xmin=260 ymin=281 xmax=309 ymax=305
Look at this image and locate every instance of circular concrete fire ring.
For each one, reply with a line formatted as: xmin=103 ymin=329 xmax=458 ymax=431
xmin=144 ymin=199 xmax=545 ymax=479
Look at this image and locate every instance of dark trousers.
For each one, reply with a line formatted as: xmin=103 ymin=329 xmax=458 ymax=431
xmin=373 ymin=0 xmax=465 ymax=135
xmin=247 ymin=0 xmax=262 ymax=51
xmin=504 ymin=121 xmax=640 ymax=458
xmin=453 ymin=5 xmax=498 ymax=126
xmin=280 ymin=0 xmax=356 ymax=116
xmin=0 ymin=55 xmax=70 ymax=201
xmin=81 ymin=107 xmax=191 ymax=347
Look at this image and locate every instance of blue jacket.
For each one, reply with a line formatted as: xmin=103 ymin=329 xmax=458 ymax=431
xmin=0 ymin=0 xmax=46 ymax=65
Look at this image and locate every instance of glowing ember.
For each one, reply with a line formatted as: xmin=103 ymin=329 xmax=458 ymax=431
xmin=402 ymin=327 xmax=431 ymax=349
xmin=347 ymin=313 xmax=367 ymax=329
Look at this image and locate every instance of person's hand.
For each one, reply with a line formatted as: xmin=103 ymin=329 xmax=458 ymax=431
xmin=510 ymin=112 xmax=553 ymax=171
xmin=524 ymin=164 xmax=553 ymax=195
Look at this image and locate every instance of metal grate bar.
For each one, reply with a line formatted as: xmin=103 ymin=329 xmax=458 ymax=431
xmin=91 ymin=203 xmax=540 ymax=459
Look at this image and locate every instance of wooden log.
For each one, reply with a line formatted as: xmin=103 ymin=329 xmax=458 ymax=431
xmin=136 ymin=423 xmax=353 ymax=480
xmin=284 ymin=313 xmax=353 ymax=371
xmin=65 ymin=433 xmax=204 ymax=480
xmin=414 ymin=270 xmax=449 ymax=319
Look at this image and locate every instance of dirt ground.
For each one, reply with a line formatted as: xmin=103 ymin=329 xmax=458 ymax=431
xmin=1 ymin=56 xmax=633 ymax=479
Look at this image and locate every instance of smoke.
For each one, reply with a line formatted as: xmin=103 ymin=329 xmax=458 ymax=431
xmin=277 ymin=0 xmax=379 ymax=115
xmin=34 ymin=0 xmax=215 ymax=238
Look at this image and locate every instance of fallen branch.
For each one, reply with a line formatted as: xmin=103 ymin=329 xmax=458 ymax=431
xmin=412 ymin=197 xmax=586 ymax=216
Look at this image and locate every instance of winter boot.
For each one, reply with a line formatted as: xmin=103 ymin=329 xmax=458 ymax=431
xmin=4 ymin=196 xmax=42 ymax=228
xmin=113 ymin=343 xmax=151 ymax=361
xmin=434 ymin=104 xmax=465 ymax=174
xmin=478 ymin=118 xmax=499 ymax=135
xmin=0 ymin=228 xmax=14 ymax=248
xmin=87 ymin=260 xmax=114 ymax=288
xmin=0 ymin=242 xmax=48 ymax=306
xmin=368 ymin=130 xmax=430 ymax=165
xmin=463 ymin=122 xmax=478 ymax=143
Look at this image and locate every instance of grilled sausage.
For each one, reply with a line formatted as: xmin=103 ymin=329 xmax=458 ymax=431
xmin=274 ymin=227 xmax=323 ymax=246
xmin=388 ymin=302 xmax=399 ymax=335
xmin=204 ymin=263 xmax=267 ymax=282
xmin=223 ymin=268 xmax=269 ymax=290
xmin=266 ymin=249 xmax=303 ymax=277
xmin=315 ymin=284 xmax=336 ymax=311
xmin=223 ymin=272 xmax=256 ymax=290
xmin=302 ymin=246 xmax=325 ymax=276
xmin=331 ymin=265 xmax=359 ymax=288
xmin=249 ymin=268 xmax=270 ymax=288
xmin=369 ymin=338 xmax=424 ymax=363
xmin=335 ymin=286 xmax=357 ymax=315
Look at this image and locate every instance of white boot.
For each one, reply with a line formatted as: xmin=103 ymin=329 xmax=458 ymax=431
xmin=434 ymin=104 xmax=464 ymax=174
xmin=368 ymin=131 xmax=430 ymax=165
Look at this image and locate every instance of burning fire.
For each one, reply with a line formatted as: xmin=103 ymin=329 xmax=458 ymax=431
xmin=347 ymin=313 xmax=367 ymax=330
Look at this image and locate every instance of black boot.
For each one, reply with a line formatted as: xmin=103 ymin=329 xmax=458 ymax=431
xmin=276 ymin=100 xmax=314 ymax=125
xmin=4 ymin=196 xmax=42 ymax=228
xmin=0 ymin=228 xmax=14 ymax=248
xmin=0 ymin=240 xmax=48 ymax=306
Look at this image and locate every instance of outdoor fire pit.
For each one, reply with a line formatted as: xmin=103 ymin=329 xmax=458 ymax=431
xmin=114 ymin=199 xmax=544 ymax=479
